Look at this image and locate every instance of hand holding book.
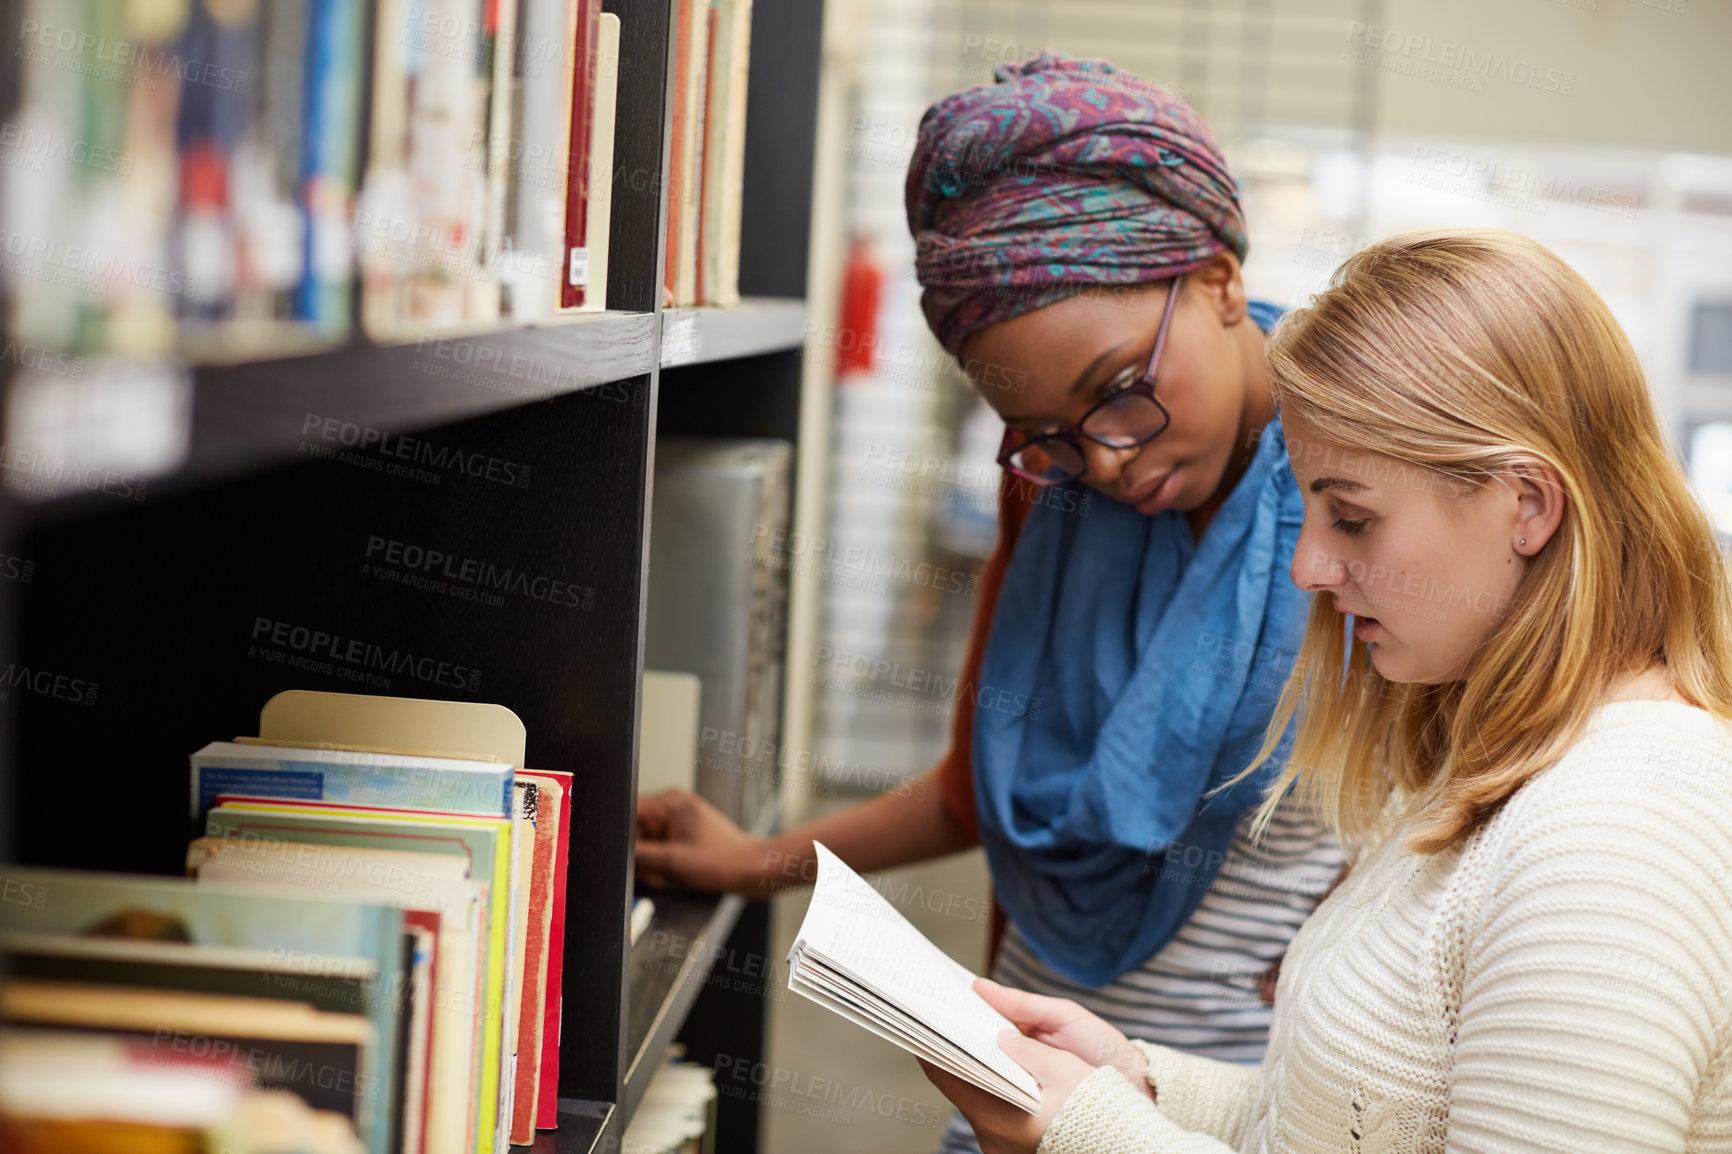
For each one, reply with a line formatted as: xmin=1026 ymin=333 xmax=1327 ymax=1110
xmin=971 ymin=978 xmax=1152 ymax=1102
xmin=786 ymin=844 xmax=1165 ymax=1154
xmin=784 ymin=843 xmax=1041 ymax=1110
xmin=919 ymin=979 xmax=1157 ymax=1154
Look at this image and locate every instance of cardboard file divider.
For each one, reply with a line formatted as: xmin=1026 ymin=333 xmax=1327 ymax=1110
xmin=249 ymin=689 xmax=527 ymax=767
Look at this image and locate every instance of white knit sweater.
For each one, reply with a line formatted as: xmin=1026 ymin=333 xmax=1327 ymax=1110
xmin=1036 ymin=700 xmax=1732 ymax=1154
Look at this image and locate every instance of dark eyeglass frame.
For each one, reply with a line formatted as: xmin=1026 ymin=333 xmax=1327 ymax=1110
xmin=995 ymin=274 xmax=1184 ymax=487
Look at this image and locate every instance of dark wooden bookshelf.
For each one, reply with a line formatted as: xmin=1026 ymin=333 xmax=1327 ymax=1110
xmin=661 ymin=298 xmax=808 ymax=367
xmin=0 ymin=0 xmax=825 ymax=1151
xmin=535 ymin=1103 xmax=612 ymax=1154
xmin=12 ymin=297 xmax=807 ymax=527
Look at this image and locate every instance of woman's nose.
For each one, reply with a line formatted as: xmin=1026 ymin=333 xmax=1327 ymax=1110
xmin=1080 ymin=439 xmax=1139 ymax=487
xmin=1291 ymin=523 xmax=1346 ymax=592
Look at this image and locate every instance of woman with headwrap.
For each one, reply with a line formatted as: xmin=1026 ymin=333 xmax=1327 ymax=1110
xmin=635 ymin=53 xmax=1345 ymax=1152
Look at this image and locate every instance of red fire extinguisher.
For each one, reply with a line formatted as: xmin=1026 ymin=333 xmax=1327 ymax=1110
xmin=835 ymin=236 xmax=882 ymax=377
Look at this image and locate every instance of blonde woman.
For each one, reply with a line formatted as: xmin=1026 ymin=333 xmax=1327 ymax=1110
xmin=920 ymin=229 xmax=1732 ymax=1153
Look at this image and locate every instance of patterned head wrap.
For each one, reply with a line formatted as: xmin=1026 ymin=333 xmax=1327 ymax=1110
xmin=906 ymin=52 xmax=1247 ymax=357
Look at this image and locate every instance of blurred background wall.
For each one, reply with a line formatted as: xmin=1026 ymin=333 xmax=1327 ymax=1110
xmin=767 ymin=3 xmax=1732 ymax=1151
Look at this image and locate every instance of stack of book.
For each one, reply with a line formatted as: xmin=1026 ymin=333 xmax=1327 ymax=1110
xmin=0 ymin=701 xmax=575 ymax=1154
xmin=2 ymin=1009 xmax=373 ymax=1153
xmin=663 ymin=0 xmax=755 ymax=308
xmin=1 ymin=0 xmax=636 ymax=358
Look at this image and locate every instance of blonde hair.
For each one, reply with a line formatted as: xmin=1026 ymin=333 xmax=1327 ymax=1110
xmin=1249 ymin=229 xmax=1732 ymax=854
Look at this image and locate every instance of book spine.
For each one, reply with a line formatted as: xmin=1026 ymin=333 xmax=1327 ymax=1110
xmin=189 ymin=759 xmax=514 ymax=822
xmin=475 ymin=0 xmax=516 ymax=321
xmin=714 ymin=0 xmax=751 ymax=307
xmin=572 ymin=10 xmax=619 ymax=313
xmin=675 ymin=0 xmax=707 ymax=306
xmin=532 ymin=772 xmax=574 ymax=1128
xmin=357 ymin=0 xmax=410 ymax=335
xmin=558 ymin=0 xmax=603 ymax=308
xmin=696 ymin=2 xmax=719 ymax=307
xmin=663 ymin=0 xmax=692 ymax=307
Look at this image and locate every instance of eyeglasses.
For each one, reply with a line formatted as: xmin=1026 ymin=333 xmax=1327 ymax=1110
xmin=995 ymin=275 xmax=1182 ymax=487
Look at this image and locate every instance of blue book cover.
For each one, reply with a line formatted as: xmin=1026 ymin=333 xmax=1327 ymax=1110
xmin=294 ymin=0 xmax=363 ymax=328
xmin=190 ymin=741 xmax=515 ymax=824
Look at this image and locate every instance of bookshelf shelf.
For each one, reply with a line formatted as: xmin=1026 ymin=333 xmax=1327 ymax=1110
xmin=622 ymin=801 xmax=779 ymax=1127
xmin=627 ymin=891 xmax=750 ymax=1110
xmin=534 ymin=1102 xmax=613 ymax=1154
xmin=661 ymin=298 xmax=809 ymax=367
xmin=11 ymin=310 xmax=660 ymax=522
xmin=185 ymin=312 xmax=660 ymax=480
xmin=14 ymin=296 xmax=808 ymax=525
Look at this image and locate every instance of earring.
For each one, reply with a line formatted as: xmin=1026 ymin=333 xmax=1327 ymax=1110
xmin=1519 ymin=538 xmax=1527 ymax=547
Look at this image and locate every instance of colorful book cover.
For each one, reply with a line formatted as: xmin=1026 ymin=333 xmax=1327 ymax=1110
xmin=526 ymin=769 xmax=573 ymax=1128
xmin=3 ymin=979 xmax=375 ymax=1123
xmin=0 ymin=931 xmax=379 ymax=1014
xmin=475 ymin=0 xmax=517 ymax=322
xmin=207 ymin=800 xmax=513 ymax=1154
xmin=295 ymin=0 xmax=365 ymax=331
xmin=403 ymin=0 xmax=485 ymax=326
xmin=357 ymin=0 xmax=413 ymax=333
xmin=169 ymin=0 xmax=262 ymax=328
xmin=241 ymin=0 xmax=313 ymax=328
xmin=509 ymin=774 xmax=556 ymax=1141
xmin=676 ymin=0 xmax=709 ymax=307
xmin=571 ymin=10 xmax=620 ymax=313
xmin=705 ymin=0 xmax=753 ymax=307
xmin=661 ymin=0 xmax=693 ymax=308
xmin=189 ymin=741 xmax=514 ymax=824
xmin=186 ymin=837 xmax=460 ymax=1154
xmin=507 ymin=0 xmax=579 ymax=318
xmin=201 ymin=805 xmax=489 ymax=1154
xmin=695 ymin=2 xmax=719 ymax=307
xmin=498 ymin=781 xmax=535 ymax=1150
xmin=402 ymin=919 xmax=437 ymax=1154
xmin=0 ymin=868 xmax=406 ymax=1154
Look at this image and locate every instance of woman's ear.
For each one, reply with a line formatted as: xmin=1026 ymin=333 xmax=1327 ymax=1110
xmin=1509 ymin=459 xmax=1566 ymax=557
xmin=1189 ymin=250 xmax=1248 ymax=327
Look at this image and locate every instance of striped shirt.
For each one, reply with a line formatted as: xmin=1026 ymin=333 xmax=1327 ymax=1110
xmin=935 ymin=790 xmax=1343 ymax=1154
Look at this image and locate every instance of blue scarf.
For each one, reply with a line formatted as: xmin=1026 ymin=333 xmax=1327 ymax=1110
xmin=973 ymin=304 xmax=1309 ymax=986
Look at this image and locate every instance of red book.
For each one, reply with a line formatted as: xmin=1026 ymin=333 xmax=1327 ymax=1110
xmin=560 ymin=0 xmax=605 ymax=307
xmin=400 ymin=909 xmax=441 ymax=1154
xmin=507 ymin=774 xmax=564 ymax=1141
xmin=527 ymin=770 xmax=574 ymax=1128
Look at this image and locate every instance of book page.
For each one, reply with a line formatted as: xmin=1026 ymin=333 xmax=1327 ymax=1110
xmin=790 ymin=843 xmax=1040 ymax=1103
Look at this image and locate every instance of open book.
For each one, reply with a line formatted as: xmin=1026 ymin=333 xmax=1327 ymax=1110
xmin=786 ymin=843 xmax=1041 ymax=1113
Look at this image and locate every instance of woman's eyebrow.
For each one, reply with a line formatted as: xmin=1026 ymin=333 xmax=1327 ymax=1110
xmin=996 ymin=339 xmax=1140 ymax=426
xmin=1309 ymin=476 xmax=1371 ymax=495
xmin=1068 ymin=340 xmax=1136 ymax=395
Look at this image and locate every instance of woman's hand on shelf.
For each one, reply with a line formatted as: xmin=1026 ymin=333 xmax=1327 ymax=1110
xmin=635 ymin=787 xmax=770 ymax=893
xmin=976 ymin=978 xmax=1152 ymax=1101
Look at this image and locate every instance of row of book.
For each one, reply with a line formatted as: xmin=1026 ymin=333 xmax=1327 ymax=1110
xmin=4 ymin=0 xmax=753 ymax=359
xmin=0 ymin=738 xmax=572 ymax=1154
xmin=664 ymin=0 xmax=755 ymax=308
